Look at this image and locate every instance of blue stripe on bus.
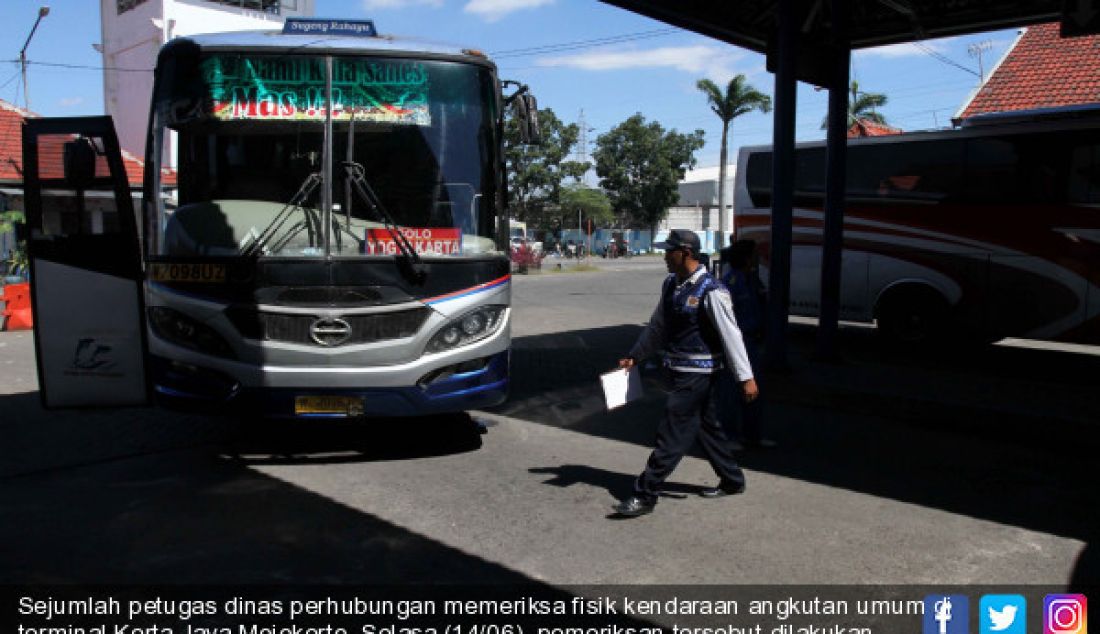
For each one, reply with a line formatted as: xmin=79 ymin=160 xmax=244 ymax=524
xmin=424 ymin=275 xmax=510 ymax=305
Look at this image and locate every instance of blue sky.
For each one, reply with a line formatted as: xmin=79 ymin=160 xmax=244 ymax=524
xmin=0 ymin=0 xmax=1020 ymax=170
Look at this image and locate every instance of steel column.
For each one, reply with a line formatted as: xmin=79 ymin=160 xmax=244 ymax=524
xmin=765 ymin=0 xmax=798 ymax=370
xmin=816 ymin=0 xmax=851 ymax=361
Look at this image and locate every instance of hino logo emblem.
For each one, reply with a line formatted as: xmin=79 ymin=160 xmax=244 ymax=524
xmin=309 ymin=317 xmax=352 ymax=346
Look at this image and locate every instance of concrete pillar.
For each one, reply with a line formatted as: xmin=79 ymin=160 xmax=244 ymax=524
xmin=765 ymin=0 xmax=798 ymax=370
xmin=816 ymin=0 xmax=850 ymax=362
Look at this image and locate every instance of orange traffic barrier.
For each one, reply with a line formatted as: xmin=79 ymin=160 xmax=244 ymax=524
xmin=0 ymin=282 xmax=32 ymax=331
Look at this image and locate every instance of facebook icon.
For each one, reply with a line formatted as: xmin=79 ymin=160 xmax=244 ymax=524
xmin=924 ymin=595 xmax=970 ymax=634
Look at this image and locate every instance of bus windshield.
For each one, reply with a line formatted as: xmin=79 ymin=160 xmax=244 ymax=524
xmin=150 ymin=51 xmax=502 ymax=259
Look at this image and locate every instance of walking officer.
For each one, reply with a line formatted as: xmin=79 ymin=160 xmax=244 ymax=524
xmin=613 ymin=229 xmax=758 ymax=517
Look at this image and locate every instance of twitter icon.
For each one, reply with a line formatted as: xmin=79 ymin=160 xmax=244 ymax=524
xmin=980 ymin=595 xmax=1026 ymax=634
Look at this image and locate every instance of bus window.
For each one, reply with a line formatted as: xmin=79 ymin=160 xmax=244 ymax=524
xmin=965 ymin=136 xmax=1024 ymax=203
xmin=847 ymin=140 xmax=964 ymax=203
xmin=1069 ymin=141 xmax=1100 ymax=204
xmin=794 ymin=147 xmax=826 ymax=205
xmin=745 ymin=151 xmax=772 ymax=208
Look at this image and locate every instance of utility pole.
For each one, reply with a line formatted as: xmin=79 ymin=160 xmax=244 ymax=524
xmin=19 ymin=6 xmax=51 ymax=110
xmin=575 ymin=108 xmax=594 ymax=186
xmin=968 ymin=40 xmax=993 ymax=82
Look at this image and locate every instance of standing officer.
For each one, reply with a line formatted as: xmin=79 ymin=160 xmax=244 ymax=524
xmin=614 ymin=229 xmax=759 ymax=518
xmin=720 ymin=239 xmax=776 ymax=449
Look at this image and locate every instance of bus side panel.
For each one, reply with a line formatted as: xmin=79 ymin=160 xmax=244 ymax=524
xmin=987 ymin=255 xmax=1088 ymax=341
xmin=787 ymin=242 xmax=870 ymax=321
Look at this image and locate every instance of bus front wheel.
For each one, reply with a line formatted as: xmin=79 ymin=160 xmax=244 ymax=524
xmin=875 ymin=285 xmax=950 ymax=346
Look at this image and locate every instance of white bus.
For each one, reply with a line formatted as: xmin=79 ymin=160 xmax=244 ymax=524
xmin=735 ymin=105 xmax=1100 ymax=345
xmin=23 ymin=18 xmax=539 ymax=417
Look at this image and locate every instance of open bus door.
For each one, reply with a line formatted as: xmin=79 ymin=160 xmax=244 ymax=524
xmin=22 ymin=117 xmax=149 ymax=408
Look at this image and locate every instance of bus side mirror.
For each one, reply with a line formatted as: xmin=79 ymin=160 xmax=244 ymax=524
xmin=515 ymin=93 xmax=541 ymax=145
xmin=63 ymin=137 xmax=98 ymax=189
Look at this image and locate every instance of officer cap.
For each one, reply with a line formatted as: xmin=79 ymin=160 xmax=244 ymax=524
xmin=654 ymin=229 xmax=701 ymax=254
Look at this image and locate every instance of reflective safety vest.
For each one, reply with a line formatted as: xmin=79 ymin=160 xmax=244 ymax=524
xmin=661 ymin=271 xmax=726 ymax=373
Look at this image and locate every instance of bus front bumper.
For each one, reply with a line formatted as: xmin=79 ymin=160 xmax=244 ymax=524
xmin=151 ymin=351 xmax=509 ymax=418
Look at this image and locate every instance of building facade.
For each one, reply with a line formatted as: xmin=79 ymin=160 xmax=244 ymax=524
xmin=657 ymin=165 xmax=733 ymax=253
xmin=99 ymin=0 xmax=315 ymax=158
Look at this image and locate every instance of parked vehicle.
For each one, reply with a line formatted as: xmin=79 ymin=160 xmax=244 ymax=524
xmin=736 ymin=104 xmax=1100 ymax=345
xmin=24 ymin=18 xmax=540 ymax=415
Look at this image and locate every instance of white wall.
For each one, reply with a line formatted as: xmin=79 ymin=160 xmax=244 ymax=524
xmin=678 ymin=165 xmax=735 ymax=208
xmin=99 ymin=0 xmax=315 ymax=158
xmin=662 ymin=206 xmax=720 ymax=233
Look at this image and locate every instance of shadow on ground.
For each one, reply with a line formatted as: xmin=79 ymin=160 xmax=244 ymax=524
xmin=493 ymin=323 xmax=1100 ymax=586
xmin=223 ymin=413 xmax=485 ymax=465
xmin=0 ymin=389 xmax=501 ymax=583
xmin=4 ymin=457 xmax=512 ymax=584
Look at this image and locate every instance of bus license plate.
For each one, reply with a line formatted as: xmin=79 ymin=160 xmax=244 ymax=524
xmin=150 ymin=263 xmax=226 ymax=283
xmin=294 ymin=396 xmax=365 ymax=416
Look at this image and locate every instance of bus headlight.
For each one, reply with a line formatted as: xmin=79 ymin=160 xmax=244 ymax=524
xmin=148 ymin=306 xmax=235 ymax=359
xmin=426 ymin=305 xmax=505 ymax=354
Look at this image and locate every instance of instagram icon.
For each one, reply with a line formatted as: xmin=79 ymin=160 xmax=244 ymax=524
xmin=1045 ymin=594 xmax=1087 ymax=634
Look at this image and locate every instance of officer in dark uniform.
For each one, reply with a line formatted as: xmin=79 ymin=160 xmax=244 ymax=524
xmin=719 ymin=239 xmax=776 ymax=449
xmin=614 ymin=229 xmax=758 ymax=517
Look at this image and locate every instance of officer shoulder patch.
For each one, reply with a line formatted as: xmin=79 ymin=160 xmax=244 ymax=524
xmin=686 ymin=296 xmax=700 ymax=307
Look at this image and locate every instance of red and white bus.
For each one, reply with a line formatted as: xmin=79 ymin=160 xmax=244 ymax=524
xmin=734 ymin=105 xmax=1100 ymax=345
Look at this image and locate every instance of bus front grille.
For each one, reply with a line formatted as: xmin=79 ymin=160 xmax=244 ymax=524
xmin=226 ymin=307 xmax=430 ymax=346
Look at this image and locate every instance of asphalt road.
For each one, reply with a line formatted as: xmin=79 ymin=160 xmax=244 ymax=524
xmin=0 ymin=257 xmax=1096 ymax=587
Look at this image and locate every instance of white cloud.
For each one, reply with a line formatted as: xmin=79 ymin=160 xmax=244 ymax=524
xmin=464 ymin=0 xmax=553 ymax=23
xmin=59 ymin=97 xmax=84 ymax=108
xmin=363 ymin=0 xmax=443 ymax=10
xmin=537 ymin=45 xmax=743 ymax=81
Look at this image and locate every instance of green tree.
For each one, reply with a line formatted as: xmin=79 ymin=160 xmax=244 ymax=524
xmin=593 ymin=114 xmax=705 ymax=238
xmin=0 ymin=210 xmax=27 ymax=270
xmin=696 ymin=75 xmax=771 ymax=247
xmin=820 ymin=80 xmax=888 ymax=128
xmin=559 ymin=184 xmax=613 ymax=234
xmin=503 ymin=107 xmax=589 ymax=229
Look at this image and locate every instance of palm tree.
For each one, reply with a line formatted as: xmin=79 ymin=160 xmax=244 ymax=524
xmin=821 ymin=80 xmax=888 ymax=129
xmin=696 ymin=76 xmax=772 ymax=248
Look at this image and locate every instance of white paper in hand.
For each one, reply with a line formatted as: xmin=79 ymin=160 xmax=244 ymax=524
xmin=600 ymin=366 xmax=643 ymax=410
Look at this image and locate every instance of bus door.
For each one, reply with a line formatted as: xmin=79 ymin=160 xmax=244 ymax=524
xmin=22 ymin=117 xmax=149 ymax=408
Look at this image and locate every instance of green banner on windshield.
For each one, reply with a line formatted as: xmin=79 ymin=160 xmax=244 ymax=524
xmin=201 ymin=55 xmax=431 ymax=125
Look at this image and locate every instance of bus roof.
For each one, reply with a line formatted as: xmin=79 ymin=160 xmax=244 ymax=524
xmin=960 ymin=103 xmax=1100 ymax=128
xmin=738 ymin=104 xmax=1100 ymax=155
xmin=178 ymin=29 xmax=495 ymax=67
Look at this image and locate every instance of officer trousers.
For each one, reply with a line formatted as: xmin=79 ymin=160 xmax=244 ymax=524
xmin=634 ymin=371 xmax=746 ymax=502
xmin=718 ymin=336 xmax=764 ymax=442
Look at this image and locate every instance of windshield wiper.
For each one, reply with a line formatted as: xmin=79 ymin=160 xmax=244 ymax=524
xmin=343 ymin=160 xmax=428 ymax=285
xmin=240 ymin=171 xmax=323 ymax=257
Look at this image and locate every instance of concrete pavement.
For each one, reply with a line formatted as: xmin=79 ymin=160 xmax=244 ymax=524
xmin=0 ymin=258 xmax=1097 ymax=586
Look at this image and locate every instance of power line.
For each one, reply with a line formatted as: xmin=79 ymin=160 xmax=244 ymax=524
xmin=490 ymin=28 xmax=678 ymax=59
xmin=4 ymin=59 xmax=152 ymax=73
xmin=913 ymin=42 xmax=979 ymax=77
xmin=0 ymin=70 xmax=20 ymax=91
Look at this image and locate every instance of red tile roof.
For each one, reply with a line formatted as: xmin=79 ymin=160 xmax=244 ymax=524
xmin=958 ymin=22 xmax=1100 ymax=120
xmin=847 ymin=118 xmax=902 ymax=137
xmin=0 ymin=99 xmax=175 ymax=188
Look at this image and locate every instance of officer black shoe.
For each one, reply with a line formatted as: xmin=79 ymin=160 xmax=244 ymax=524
xmin=613 ymin=496 xmax=656 ymax=517
xmin=699 ymin=482 xmax=746 ymax=498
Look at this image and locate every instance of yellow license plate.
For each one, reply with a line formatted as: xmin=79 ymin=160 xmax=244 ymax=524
xmin=294 ymin=395 xmax=365 ymax=416
xmin=150 ymin=262 xmax=226 ymax=283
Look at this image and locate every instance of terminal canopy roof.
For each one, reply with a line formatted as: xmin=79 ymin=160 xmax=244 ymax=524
xmin=600 ymin=0 xmax=1062 ymax=52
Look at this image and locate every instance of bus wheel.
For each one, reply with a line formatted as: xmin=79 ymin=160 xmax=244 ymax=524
xmin=875 ymin=285 xmax=950 ymax=346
